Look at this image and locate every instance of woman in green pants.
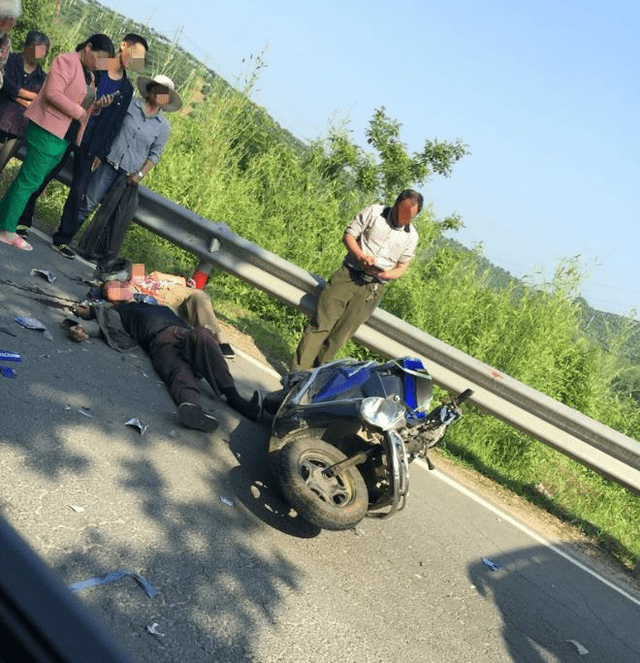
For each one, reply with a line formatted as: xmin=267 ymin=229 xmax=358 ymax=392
xmin=0 ymin=34 xmax=113 ymax=251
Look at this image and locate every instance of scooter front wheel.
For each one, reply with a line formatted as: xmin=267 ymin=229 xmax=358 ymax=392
xmin=279 ymin=436 xmax=368 ymax=531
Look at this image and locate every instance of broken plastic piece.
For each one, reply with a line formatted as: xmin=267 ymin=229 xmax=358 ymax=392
xmin=219 ymin=496 xmax=234 ymax=507
xmin=68 ymin=569 xmax=158 ymax=598
xmin=15 ymin=316 xmax=53 ymax=340
xmin=1 ymin=366 xmax=17 ymax=378
xmin=0 ymin=350 xmax=22 ymax=361
xmin=15 ymin=316 xmax=47 ymax=331
xmin=78 ymin=408 xmax=93 ymax=418
xmin=30 ymin=268 xmax=56 ymax=283
xmin=566 ymin=639 xmax=589 ymax=655
xmin=68 ymin=505 xmax=85 ymax=513
xmin=146 ymin=623 xmax=165 ymax=637
xmin=124 ymin=418 xmax=149 ymax=435
xmin=481 ymin=557 xmax=501 ymax=571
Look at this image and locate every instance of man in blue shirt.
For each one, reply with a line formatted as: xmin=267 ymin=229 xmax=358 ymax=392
xmin=67 ymin=74 xmax=180 ymax=265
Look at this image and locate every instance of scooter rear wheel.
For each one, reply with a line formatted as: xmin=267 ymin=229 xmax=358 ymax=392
xmin=279 ymin=436 xmax=368 ymax=531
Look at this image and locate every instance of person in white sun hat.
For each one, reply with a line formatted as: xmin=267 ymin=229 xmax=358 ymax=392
xmin=63 ymin=73 xmax=182 ymax=258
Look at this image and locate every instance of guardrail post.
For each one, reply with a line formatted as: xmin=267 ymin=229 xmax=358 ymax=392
xmin=191 ymin=238 xmax=220 ymax=288
xmin=192 ymin=260 xmax=214 ymax=289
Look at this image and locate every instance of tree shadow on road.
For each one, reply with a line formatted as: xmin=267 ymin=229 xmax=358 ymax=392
xmin=225 ymin=419 xmax=321 ymax=539
xmin=467 ymin=545 xmax=640 ymax=662
xmin=0 ymin=246 xmax=307 ymax=661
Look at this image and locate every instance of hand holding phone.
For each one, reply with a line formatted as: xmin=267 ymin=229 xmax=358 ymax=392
xmin=95 ymin=89 xmax=121 ymax=110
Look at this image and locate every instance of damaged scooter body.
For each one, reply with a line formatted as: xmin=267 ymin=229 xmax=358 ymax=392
xmin=268 ymin=357 xmax=472 ymax=531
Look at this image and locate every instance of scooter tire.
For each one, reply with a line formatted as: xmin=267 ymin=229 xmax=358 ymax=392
xmin=279 ymin=436 xmax=368 ymax=531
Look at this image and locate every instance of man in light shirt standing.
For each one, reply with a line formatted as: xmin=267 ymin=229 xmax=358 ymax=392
xmin=292 ymin=189 xmax=423 ymax=370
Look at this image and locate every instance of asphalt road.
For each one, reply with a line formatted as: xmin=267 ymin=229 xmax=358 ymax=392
xmin=1 ymin=229 xmax=640 ymax=662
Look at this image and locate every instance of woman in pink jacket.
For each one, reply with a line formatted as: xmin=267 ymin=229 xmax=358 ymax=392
xmin=0 ymin=33 xmax=114 ymax=251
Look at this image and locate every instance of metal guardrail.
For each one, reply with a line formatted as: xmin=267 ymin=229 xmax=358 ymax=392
xmin=30 ymin=156 xmax=640 ymax=494
xmin=125 ymin=186 xmax=640 ymax=494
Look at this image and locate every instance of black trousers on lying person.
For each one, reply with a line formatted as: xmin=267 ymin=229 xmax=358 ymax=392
xmin=148 ymin=325 xmax=234 ymax=407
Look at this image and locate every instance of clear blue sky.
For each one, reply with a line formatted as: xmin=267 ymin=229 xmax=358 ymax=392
xmin=102 ymin=0 xmax=639 ymax=317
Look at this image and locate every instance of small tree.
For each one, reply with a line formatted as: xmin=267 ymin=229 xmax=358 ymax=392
xmin=13 ymin=0 xmax=56 ymax=50
xmin=316 ymin=106 xmax=470 ymax=206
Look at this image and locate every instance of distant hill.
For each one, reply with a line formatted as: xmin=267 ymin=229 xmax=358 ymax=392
xmin=442 ymin=235 xmax=640 ymax=373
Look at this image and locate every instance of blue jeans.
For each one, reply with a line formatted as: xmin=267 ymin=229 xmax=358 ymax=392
xmin=76 ymin=161 xmax=122 ymax=226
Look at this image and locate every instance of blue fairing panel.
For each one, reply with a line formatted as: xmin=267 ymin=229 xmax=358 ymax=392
xmin=314 ymin=365 xmax=373 ymax=402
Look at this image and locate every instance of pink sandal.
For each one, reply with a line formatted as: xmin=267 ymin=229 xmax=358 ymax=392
xmin=0 ymin=234 xmax=33 ymax=251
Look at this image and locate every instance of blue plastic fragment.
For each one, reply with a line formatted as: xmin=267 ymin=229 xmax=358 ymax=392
xmin=0 ymin=350 xmax=22 ymax=362
xmin=481 ymin=557 xmax=501 ymax=571
xmin=15 ymin=316 xmax=47 ymax=331
xmin=68 ymin=569 xmax=158 ymax=598
xmin=1 ymin=366 xmax=16 ymax=378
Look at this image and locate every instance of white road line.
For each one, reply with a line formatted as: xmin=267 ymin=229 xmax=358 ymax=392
xmin=234 ymin=347 xmax=282 ymax=379
xmin=416 ymin=459 xmax=640 ymax=607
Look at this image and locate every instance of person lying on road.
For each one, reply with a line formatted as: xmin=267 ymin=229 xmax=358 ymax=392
xmin=106 ymin=281 xmax=261 ymax=432
xmin=106 ymin=265 xmax=235 ymax=358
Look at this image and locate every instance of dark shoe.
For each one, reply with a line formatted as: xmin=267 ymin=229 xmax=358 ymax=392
xmin=219 ymin=342 xmax=235 ymax=358
xmin=52 ymin=243 xmax=76 ymax=260
xmin=241 ymin=390 xmax=263 ymax=421
xmin=16 ymin=225 xmax=29 ymax=238
xmin=222 ymin=387 xmax=263 ymax=421
xmin=178 ymin=402 xmax=219 ymax=432
xmin=263 ymin=389 xmax=287 ymax=415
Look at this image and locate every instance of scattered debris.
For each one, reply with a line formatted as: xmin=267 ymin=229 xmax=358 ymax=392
xmin=124 ymin=418 xmax=149 ymax=435
xmin=15 ymin=316 xmax=47 ymax=331
xmin=15 ymin=316 xmax=53 ymax=341
xmin=68 ymin=569 xmax=158 ymax=598
xmin=219 ymin=496 xmax=234 ymax=507
xmin=481 ymin=557 xmax=501 ymax=571
xmin=30 ymin=268 xmax=56 ymax=283
xmin=0 ymin=350 xmax=21 ymax=362
xmin=146 ymin=623 xmax=165 ymax=637
xmin=566 ymin=639 xmax=589 ymax=655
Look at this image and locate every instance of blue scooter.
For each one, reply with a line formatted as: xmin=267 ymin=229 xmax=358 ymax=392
xmin=266 ymin=357 xmax=473 ymax=530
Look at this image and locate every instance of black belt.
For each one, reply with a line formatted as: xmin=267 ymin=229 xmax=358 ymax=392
xmin=343 ymin=261 xmax=383 ymax=284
